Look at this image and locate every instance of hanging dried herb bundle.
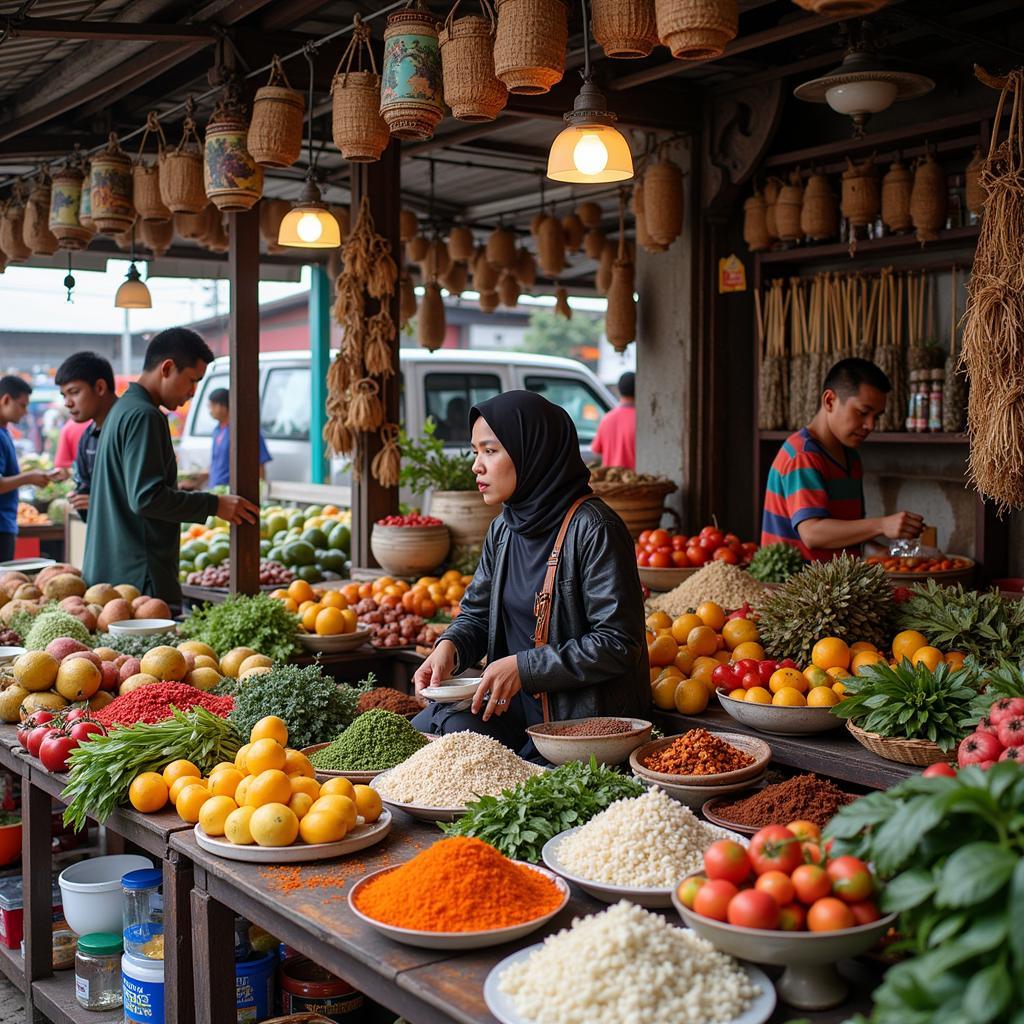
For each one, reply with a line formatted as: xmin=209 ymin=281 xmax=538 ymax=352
xmin=365 ymin=309 xmax=397 ymax=378
xmin=347 ymin=377 xmax=383 ymax=432
xmin=371 ymin=424 xmax=401 ymax=488
xmin=757 ymin=279 xmax=788 ymax=430
xmin=944 ymin=265 xmax=967 ymax=434
xmin=962 ymin=69 xmax=1024 ymax=510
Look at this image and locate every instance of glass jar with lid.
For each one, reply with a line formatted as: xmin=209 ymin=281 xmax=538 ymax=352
xmin=121 ymin=869 xmax=163 ymax=960
xmin=75 ymin=932 xmax=123 ymax=1010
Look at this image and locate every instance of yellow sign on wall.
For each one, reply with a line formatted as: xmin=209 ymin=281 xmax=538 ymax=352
xmin=718 ymin=254 xmax=747 ymax=293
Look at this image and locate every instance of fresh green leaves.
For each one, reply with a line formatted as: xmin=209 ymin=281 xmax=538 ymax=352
xmin=180 ymin=593 xmax=300 ymax=662
xmin=61 ymin=707 xmax=241 ymax=831
xmin=441 ymin=757 xmax=644 ymax=862
xmin=398 ymin=418 xmax=476 ymax=495
xmin=830 ymin=660 xmax=977 ymax=751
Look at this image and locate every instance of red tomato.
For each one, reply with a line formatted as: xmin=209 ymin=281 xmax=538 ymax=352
xmin=778 ymin=903 xmax=806 ymax=931
xmin=702 ymin=527 xmax=724 ymax=547
xmin=676 ymin=875 xmax=706 ymax=910
xmin=671 ymin=550 xmax=690 ymax=568
xmin=686 ymin=546 xmax=709 ymax=567
xmin=741 ymin=542 xmax=759 ymax=559
xmin=693 ymin=879 xmax=738 ymax=921
xmin=727 ymin=889 xmax=779 ymax=930
xmin=637 ymin=551 xmax=651 ymax=567
xmin=27 ymin=725 xmax=54 ymax=759
xmin=785 ymin=820 xmax=821 ymax=843
xmin=39 ymin=732 xmax=77 ymax=774
xmin=713 ymin=547 xmax=739 ymax=564
xmin=649 ymin=528 xmax=671 ymax=548
xmin=699 ymin=535 xmax=720 ymax=553
xmin=826 ymin=856 xmax=875 ymax=902
xmin=704 ymin=840 xmax=751 ymax=884
xmin=748 ymin=825 xmax=803 ymax=876
xmin=849 ymin=900 xmax=881 ymax=926
xmin=755 ymin=871 xmax=795 ymax=907
xmin=922 ymin=762 xmax=956 ymax=778
xmin=757 ymin=660 xmax=777 ymax=684
xmin=649 ymin=551 xmax=672 ymax=569
xmin=711 ymin=664 xmax=737 ymax=690
xmin=638 ymin=530 xmax=652 ymax=546
xmin=740 ymin=671 xmax=761 ymax=689
xmin=724 ymin=533 xmax=740 ymax=547
xmin=801 ymin=842 xmax=824 ymax=865
xmin=779 ymin=658 xmax=799 ymax=670
xmin=671 ymin=535 xmax=689 ymax=551
xmin=807 ymin=897 xmax=856 ymax=932
xmin=733 ymin=659 xmax=759 ymax=677
xmin=791 ymin=864 xmax=831 ymax=904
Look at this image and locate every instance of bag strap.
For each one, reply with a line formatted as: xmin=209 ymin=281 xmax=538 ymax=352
xmin=532 ymin=494 xmax=595 ymax=721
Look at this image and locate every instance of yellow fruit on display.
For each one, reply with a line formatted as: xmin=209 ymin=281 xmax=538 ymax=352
xmin=129 ymin=773 xmax=168 ymax=814
xmin=176 ymin=784 xmax=212 ymax=823
xmin=673 ymin=648 xmax=696 ymax=675
xmin=731 ymin=641 xmax=765 ymax=663
xmin=713 ymin=650 xmax=732 ymax=664
xmin=244 ymin=769 xmax=292 ymax=808
xmin=224 ymin=806 xmax=256 ymax=845
xmin=234 ymin=743 xmax=252 ymax=773
xmin=849 ymin=641 xmax=878 ymax=655
xmin=851 ymin=650 xmax=885 ymax=675
xmin=353 ymin=785 xmax=382 ymax=824
xmin=290 ymin=776 xmax=321 ymax=799
xmin=249 ymin=716 xmax=288 ymax=746
xmin=832 ymin=681 xmax=848 ymax=699
xmin=670 ymin=614 xmax=703 ymax=644
xmin=283 ymin=750 xmax=314 ymax=778
xmin=674 ymin=679 xmax=709 ymax=715
xmin=220 ymin=647 xmax=257 ymax=679
xmin=188 ymin=667 xmax=222 ymax=691
xmin=646 ymin=611 xmax=672 ymax=632
xmin=238 ymin=654 xmax=273 ymax=677
xmin=249 ymin=803 xmax=299 ymax=847
xmin=911 ymin=646 xmax=943 ymax=671
xmin=826 ymin=667 xmax=852 ymax=681
xmin=209 ymin=768 xmax=244 ymax=799
xmin=310 ymin=795 xmax=357 ymax=830
xmin=686 ymin=626 xmax=718 ymax=658
xmin=652 ymin=677 xmax=679 ymax=710
xmin=314 ymin=607 xmax=346 ymax=636
xmin=744 ymin=686 xmax=772 ymax=704
xmin=696 ymin=601 xmax=726 ymax=632
xmin=162 ymin=759 xmax=200 ymax=788
xmin=647 ymin=634 xmax=679 ymax=668
xmin=245 ymin=738 xmax=287 ymax=774
xmin=772 ymin=687 xmax=808 ymax=707
xmin=803 ymin=665 xmax=832 ymax=689
xmin=178 ymin=640 xmax=218 ymax=661
xmin=234 ymin=776 xmax=252 ymax=807
xmin=722 ymin=618 xmax=759 ymax=651
xmin=198 ymin=795 xmax=238 ymax=836
xmin=169 ymin=776 xmax=205 ymax=805
xmin=769 ymin=668 xmax=808 ymax=694
xmin=944 ymin=651 xmax=966 ymax=670
xmin=807 ymin=687 xmax=840 ymax=708
xmin=288 ymin=793 xmax=314 ymax=820
xmin=299 ymin=811 xmax=347 ymax=846
xmin=319 ymin=777 xmax=356 ymax=801
xmin=14 ymin=651 xmax=59 ymax=692
xmin=690 ymin=657 xmax=720 ymax=689
xmin=727 ymin=687 xmax=747 ymax=701
xmin=811 ymin=637 xmax=850 ymax=671
xmin=140 ymin=646 xmax=188 ymax=682
xmin=892 ymin=630 xmax=928 ymax=664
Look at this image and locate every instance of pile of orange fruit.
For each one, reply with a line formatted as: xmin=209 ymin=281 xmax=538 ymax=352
xmin=268 ymin=580 xmax=359 ymax=636
xmin=648 ymin=603 xmax=764 ymax=716
xmin=128 ymin=716 xmax=382 ymax=848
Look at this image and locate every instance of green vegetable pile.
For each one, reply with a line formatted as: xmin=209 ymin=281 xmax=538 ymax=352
xmin=61 ymin=708 xmax=240 ymax=830
xmin=224 ymin=663 xmax=363 ymax=751
xmin=441 ymin=757 xmax=645 ymax=863
xmin=831 ymin=660 xmax=977 ymax=752
xmin=826 ymin=764 xmax=1024 ymax=1024
xmin=25 ymin=610 xmax=93 ymax=651
xmin=747 ymin=542 xmax=805 ymax=584
xmin=180 ymin=593 xmax=299 ymax=662
xmin=310 ymin=709 xmax=427 ymax=772
xmin=93 ymin=632 xmax=177 ymax=658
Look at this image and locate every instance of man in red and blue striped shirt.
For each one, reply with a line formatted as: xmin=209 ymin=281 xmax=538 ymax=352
xmin=761 ymin=358 xmax=923 ymax=562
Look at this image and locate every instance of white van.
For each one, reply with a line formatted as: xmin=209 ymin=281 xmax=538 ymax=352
xmin=178 ymin=349 xmax=616 ymax=484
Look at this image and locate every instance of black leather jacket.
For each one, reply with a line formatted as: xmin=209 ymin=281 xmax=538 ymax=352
xmin=440 ymin=497 xmax=651 ymax=722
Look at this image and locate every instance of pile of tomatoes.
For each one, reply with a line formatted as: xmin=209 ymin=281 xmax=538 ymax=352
xmin=17 ymin=707 xmax=106 ymax=774
xmin=678 ymin=822 xmax=883 ymax=933
xmin=636 ymin=526 xmax=758 ymax=569
xmin=376 ymin=514 xmax=443 ymax=528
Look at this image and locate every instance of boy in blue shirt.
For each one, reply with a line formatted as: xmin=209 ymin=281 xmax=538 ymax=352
xmin=206 ymin=388 xmax=271 ymax=488
xmin=0 ymin=376 xmax=66 ymax=562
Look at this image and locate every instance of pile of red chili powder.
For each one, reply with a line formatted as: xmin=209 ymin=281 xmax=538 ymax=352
xmin=94 ymin=682 xmax=233 ymax=728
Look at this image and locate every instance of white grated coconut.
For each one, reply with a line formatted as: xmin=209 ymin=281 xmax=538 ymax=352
xmin=556 ymin=787 xmax=728 ymax=887
xmin=372 ymin=730 xmax=543 ymax=807
xmin=498 ymin=900 xmax=759 ymax=1024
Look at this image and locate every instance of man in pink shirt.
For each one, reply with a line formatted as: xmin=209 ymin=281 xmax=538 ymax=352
xmin=592 ymin=371 xmax=636 ymax=470
xmin=55 ymin=417 xmax=90 ymax=470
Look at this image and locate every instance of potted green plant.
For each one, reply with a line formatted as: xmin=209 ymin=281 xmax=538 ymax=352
xmin=400 ymin=419 xmax=500 ymax=548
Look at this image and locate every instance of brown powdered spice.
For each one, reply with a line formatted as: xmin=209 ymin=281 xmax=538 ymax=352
xmin=356 ymin=687 xmax=426 ymax=717
xmin=642 ymin=729 xmax=754 ymax=776
xmin=712 ymin=774 xmax=856 ymax=828
xmin=540 ymin=718 xmax=635 ymax=737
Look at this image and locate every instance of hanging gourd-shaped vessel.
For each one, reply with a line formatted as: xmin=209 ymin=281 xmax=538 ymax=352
xmin=49 ymin=166 xmax=92 ymax=251
xmin=380 ymin=4 xmax=444 ymax=142
xmin=881 ymin=157 xmax=912 ymax=233
xmin=204 ymin=91 xmax=263 ymax=212
xmin=800 ymin=171 xmax=837 ymax=241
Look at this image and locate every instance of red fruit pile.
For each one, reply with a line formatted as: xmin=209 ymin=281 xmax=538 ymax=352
xmin=712 ymin=656 xmax=800 ymax=692
xmin=957 ymin=697 xmax=1024 ymax=769
xmin=636 ymin=526 xmax=758 ymax=570
xmin=678 ymin=822 xmax=882 ymax=933
xmin=376 ymin=514 xmax=443 ymax=527
xmin=17 ymin=707 xmax=107 ymax=774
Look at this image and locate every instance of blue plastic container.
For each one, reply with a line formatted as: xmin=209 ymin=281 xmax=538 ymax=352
xmin=235 ymin=950 xmax=275 ymax=1023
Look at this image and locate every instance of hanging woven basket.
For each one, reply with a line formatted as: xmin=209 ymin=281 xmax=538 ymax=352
xmin=561 ymin=212 xmax=585 ymax=252
xmin=537 ymin=215 xmax=566 ymax=276
xmin=140 ymin=217 xmax=174 ymax=257
xmin=584 ymin=226 xmax=605 ymax=259
xmin=259 ymin=198 xmax=291 ymax=252
xmin=592 ymin=0 xmax=658 ymax=59
xmin=800 ymin=172 xmax=837 ymax=240
xmin=175 ymin=205 xmax=213 ymax=240
xmin=577 ymin=201 xmax=602 ymax=228
xmin=841 ymin=156 xmax=879 ymax=228
xmin=486 ymin=224 xmax=517 ymax=268
xmin=633 ymin=178 xmax=666 ymax=253
xmin=204 ymin=95 xmax=263 ymax=211
xmin=1 ymin=197 xmax=30 ymax=263
xmin=472 ymin=244 xmax=500 ymax=291
xmin=791 ymin=0 xmax=888 ymax=14
xmin=606 ymin=260 xmax=636 ymax=352
xmin=596 ymin=238 xmax=615 ymax=293
xmin=763 ymin=177 xmax=782 ymax=240
xmin=881 ymin=158 xmax=912 ymax=233
xmin=422 ymin=238 xmax=451 ymax=280
xmin=743 ymin=189 xmax=770 ymax=252
xmin=440 ymin=0 xmax=507 ymax=122
xmin=910 ymin=151 xmax=947 ymax=244
xmin=965 ymin=146 xmax=985 ymax=216
xmin=24 ymin=178 xmax=59 ymax=256
xmin=775 ymin=171 xmax=803 ymax=243
xmin=407 ymin=235 xmax=430 ymax=262
xmin=381 ymin=6 xmax=444 ymax=142
xmin=400 ymin=273 xmax=418 ymax=326
xmin=448 ymin=224 xmax=475 ymax=262
xmin=332 ymin=21 xmax=390 ymax=162
xmin=91 ymin=133 xmax=135 ymax=234
xmin=656 ymin=0 xmax=738 ymax=61
xmin=133 ymin=113 xmax=171 ymax=223
xmin=49 ymin=167 xmax=92 ymax=251
xmin=644 ymin=153 xmax=684 ymax=248
xmin=478 ymin=289 xmax=500 ymax=313
xmin=498 ymin=270 xmax=520 ymax=307
xmin=400 ymin=208 xmax=419 ymax=242
xmin=554 ymin=285 xmax=572 ymax=319
xmin=493 ymin=0 xmax=567 ymax=96
xmin=248 ymin=56 xmax=304 ymax=168
xmin=442 ymin=259 xmax=469 ymax=295
xmin=160 ymin=112 xmax=206 ymax=214
xmin=418 ymin=282 xmax=447 ymax=351
xmin=514 ymin=247 xmax=537 ymax=288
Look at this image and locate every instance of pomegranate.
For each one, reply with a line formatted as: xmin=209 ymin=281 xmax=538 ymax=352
xmin=999 ymin=746 xmax=1024 ymax=762
xmin=989 ymin=697 xmax=1024 ymax=726
xmin=997 ymin=716 xmax=1024 ymax=749
xmin=975 ymin=714 xmax=999 ymax=736
xmin=958 ymin=730 xmax=1004 ymax=767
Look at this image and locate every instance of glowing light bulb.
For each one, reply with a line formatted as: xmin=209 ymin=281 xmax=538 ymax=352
xmin=296 ymin=211 xmax=324 ymax=243
xmin=573 ymin=133 xmax=609 ymax=177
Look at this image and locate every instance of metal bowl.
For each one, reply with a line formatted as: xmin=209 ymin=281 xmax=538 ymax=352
xmin=527 ymin=717 xmax=652 ymax=766
xmin=716 ymin=688 xmax=845 ymax=735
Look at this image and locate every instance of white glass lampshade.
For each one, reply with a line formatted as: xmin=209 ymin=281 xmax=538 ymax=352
xmin=547 ymin=123 xmax=634 ymax=184
xmin=825 ymin=78 xmax=899 ymax=117
xmin=278 ymin=206 xmax=341 ymax=249
xmin=114 ymin=264 xmax=151 ymax=309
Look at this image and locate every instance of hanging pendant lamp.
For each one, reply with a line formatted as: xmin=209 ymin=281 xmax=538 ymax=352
xmin=114 ymin=226 xmax=152 ymax=308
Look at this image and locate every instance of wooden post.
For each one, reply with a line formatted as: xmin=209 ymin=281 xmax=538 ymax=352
xmin=228 ymin=207 xmax=261 ymax=595
xmin=351 ymin=144 xmax=401 ymax=568
xmin=309 ymin=264 xmax=331 ymax=485
xmin=163 ymin=853 xmax=195 ymax=1024
xmin=190 ymin=888 xmax=236 ymax=1024
xmin=22 ymin=778 xmax=52 ymax=993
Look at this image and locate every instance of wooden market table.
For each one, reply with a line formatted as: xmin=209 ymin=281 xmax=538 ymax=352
xmin=175 ymin=811 xmax=882 ymax=1024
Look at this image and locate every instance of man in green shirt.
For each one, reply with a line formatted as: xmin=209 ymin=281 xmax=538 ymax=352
xmin=83 ymin=328 xmax=258 ymax=604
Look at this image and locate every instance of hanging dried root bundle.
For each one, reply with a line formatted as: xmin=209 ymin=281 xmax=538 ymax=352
xmin=365 ymin=308 xmax=396 ymax=377
xmin=368 ymin=236 xmax=398 ymax=299
xmin=371 ymin=423 xmax=401 ymax=488
xmin=347 ymin=377 xmax=383 ymax=432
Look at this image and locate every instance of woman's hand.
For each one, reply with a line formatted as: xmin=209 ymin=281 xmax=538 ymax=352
xmin=472 ymin=655 xmax=522 ymax=721
xmin=413 ymin=639 xmax=457 ymax=694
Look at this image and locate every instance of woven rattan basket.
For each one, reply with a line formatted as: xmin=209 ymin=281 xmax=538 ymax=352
xmin=493 ymin=0 xmax=567 ymax=95
xmin=133 ymin=113 xmax=170 ymax=223
xmin=656 ymin=0 xmax=738 ymax=61
xmin=248 ymin=57 xmax=304 ymax=168
xmin=447 ymin=224 xmax=474 ymax=261
xmin=881 ymin=158 xmax=912 ymax=233
xmin=440 ymin=1 xmax=507 ymax=122
xmin=743 ymin=190 xmax=770 ymax=252
xmin=331 ymin=21 xmax=390 ymax=163
xmin=775 ymin=172 xmax=803 ymax=242
xmin=592 ymin=0 xmax=658 ymax=59
xmin=800 ymin=172 xmax=837 ymax=240
xmin=24 ymin=181 xmax=59 ymax=255
xmin=841 ymin=156 xmax=879 ymax=228
xmin=590 ymin=479 xmax=677 ymax=538
xmin=910 ymin=151 xmax=947 ymax=244
xmin=645 ymin=154 xmax=684 ymax=248
xmin=846 ymin=720 xmax=948 ymax=767
xmin=160 ymin=115 xmax=206 ymax=214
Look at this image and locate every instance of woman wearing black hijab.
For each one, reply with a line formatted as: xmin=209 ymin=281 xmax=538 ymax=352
xmin=412 ymin=390 xmax=649 ymax=753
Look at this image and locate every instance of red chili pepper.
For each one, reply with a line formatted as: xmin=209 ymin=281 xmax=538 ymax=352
xmin=93 ymin=682 xmax=234 ymax=728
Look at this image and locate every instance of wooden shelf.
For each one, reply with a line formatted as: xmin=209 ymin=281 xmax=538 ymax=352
xmin=758 ymin=430 xmax=968 ymax=445
xmin=32 ymin=971 xmax=123 ymax=1024
xmin=756 ymin=225 xmax=980 ymax=267
xmin=0 ymin=942 xmax=25 ymax=993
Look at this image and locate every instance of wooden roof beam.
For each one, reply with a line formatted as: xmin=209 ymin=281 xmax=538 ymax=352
xmin=5 ymin=18 xmax=218 ymax=41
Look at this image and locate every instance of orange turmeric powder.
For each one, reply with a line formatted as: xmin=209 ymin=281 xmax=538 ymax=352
xmin=352 ymin=837 xmax=564 ymax=931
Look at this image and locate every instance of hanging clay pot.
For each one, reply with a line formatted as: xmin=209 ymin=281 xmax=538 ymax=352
xmin=439 ymin=0 xmax=507 ymax=122
xmin=881 ymin=158 xmax=912 ymax=233
xmin=381 ymin=6 xmax=444 ymax=142
xmin=49 ymin=167 xmax=92 ymax=251
xmin=90 ymin=134 xmax=135 ymax=234
xmin=204 ymin=94 xmax=263 ymax=212
xmin=493 ymin=0 xmax=567 ymax=95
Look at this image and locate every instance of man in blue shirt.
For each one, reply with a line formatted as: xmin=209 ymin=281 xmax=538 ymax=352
xmin=0 ymin=376 xmax=66 ymax=562
xmin=206 ymin=388 xmax=271 ymax=488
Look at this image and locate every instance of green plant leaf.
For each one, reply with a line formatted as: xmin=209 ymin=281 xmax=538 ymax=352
xmin=937 ymin=844 xmax=1019 ymax=908
xmin=963 ymin=962 xmax=1012 ymax=1023
xmin=1010 ymin=859 xmax=1024 ymax=967
xmin=882 ymin=869 xmax=937 ymax=912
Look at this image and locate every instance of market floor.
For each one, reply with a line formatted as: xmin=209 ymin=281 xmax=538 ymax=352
xmin=0 ymin=976 xmax=20 ymax=1022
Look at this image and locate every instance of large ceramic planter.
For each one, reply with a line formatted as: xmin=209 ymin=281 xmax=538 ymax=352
xmin=427 ymin=490 xmax=501 ymax=548
xmin=371 ymin=524 xmax=450 ymax=577
xmin=380 ymin=8 xmax=444 ymax=141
